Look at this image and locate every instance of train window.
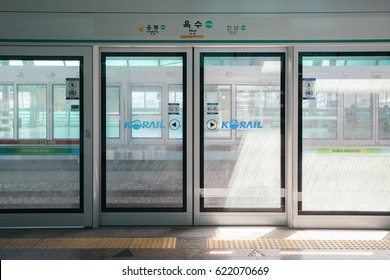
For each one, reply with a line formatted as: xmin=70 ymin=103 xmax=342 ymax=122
xmin=378 ymin=92 xmax=390 ymax=139
xmin=0 ymin=85 xmax=14 ymax=139
xmin=130 ymin=86 xmax=162 ymax=138
xmin=17 ymin=84 xmax=47 ymax=139
xmin=302 ymin=91 xmax=337 ymax=139
xmin=106 ymin=86 xmax=120 ymax=139
xmin=343 ymin=92 xmax=372 ymax=140
xmin=53 ymin=85 xmax=80 ymax=139
xmin=299 ymin=52 xmax=390 ymax=214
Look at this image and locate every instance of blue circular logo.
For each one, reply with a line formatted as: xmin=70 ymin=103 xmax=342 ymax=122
xmin=229 ymin=119 xmax=239 ymax=130
xmin=132 ymin=120 xmax=142 ymax=130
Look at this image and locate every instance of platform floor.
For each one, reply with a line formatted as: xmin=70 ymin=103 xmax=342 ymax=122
xmin=0 ymin=226 xmax=390 ymax=260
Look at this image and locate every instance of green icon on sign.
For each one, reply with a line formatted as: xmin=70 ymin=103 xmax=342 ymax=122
xmin=205 ymin=20 xmax=213 ymax=29
xmin=241 ymin=25 xmax=246 ymax=31
xmin=160 ymin=25 xmax=166 ymax=30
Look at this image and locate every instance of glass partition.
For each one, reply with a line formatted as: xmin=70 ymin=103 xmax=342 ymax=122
xmin=0 ymin=57 xmax=83 ymax=211
xmin=299 ymin=52 xmax=390 ymax=214
xmin=200 ymin=53 xmax=285 ymax=212
xmin=102 ymin=53 xmax=186 ymax=211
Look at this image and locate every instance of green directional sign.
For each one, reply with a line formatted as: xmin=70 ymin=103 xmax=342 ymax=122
xmin=0 ymin=146 xmax=80 ymax=155
xmin=241 ymin=25 xmax=246 ymax=31
xmin=160 ymin=24 xmax=166 ymax=30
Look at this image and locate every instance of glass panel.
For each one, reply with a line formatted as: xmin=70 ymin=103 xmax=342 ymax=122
xmin=201 ymin=54 xmax=284 ymax=211
xmin=378 ymin=92 xmax=390 ymax=139
xmin=300 ymin=52 xmax=390 ymax=213
xmin=0 ymin=57 xmax=82 ymax=210
xmin=204 ymin=85 xmax=231 ymax=139
xmin=53 ymin=85 xmax=80 ymax=139
xmin=343 ymin=92 xmax=372 ymax=140
xmin=0 ymin=85 xmax=14 ymax=139
xmin=18 ymin=85 xmax=47 ymax=139
xmin=236 ymin=85 xmax=281 ymax=138
xmin=103 ymin=54 xmax=185 ymax=210
xmin=303 ymin=91 xmax=337 ymax=139
xmin=106 ymin=86 xmax=120 ymax=139
xmin=131 ymin=86 xmax=162 ymax=138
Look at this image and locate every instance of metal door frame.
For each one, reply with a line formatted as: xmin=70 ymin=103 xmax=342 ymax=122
xmin=98 ymin=46 xmax=193 ymax=226
xmin=293 ymin=45 xmax=390 ymax=229
xmin=194 ymin=46 xmax=289 ymax=226
xmin=0 ymin=45 xmax=93 ymax=228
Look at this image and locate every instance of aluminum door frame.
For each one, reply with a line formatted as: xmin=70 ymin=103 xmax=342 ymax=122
xmin=293 ymin=45 xmax=390 ymax=229
xmin=98 ymin=46 xmax=193 ymax=226
xmin=194 ymin=46 xmax=288 ymax=226
xmin=0 ymin=45 xmax=93 ymax=228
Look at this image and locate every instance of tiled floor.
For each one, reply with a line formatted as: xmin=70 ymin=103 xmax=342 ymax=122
xmin=0 ymin=226 xmax=389 ymax=260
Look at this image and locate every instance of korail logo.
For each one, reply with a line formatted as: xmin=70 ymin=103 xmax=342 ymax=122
xmin=131 ymin=120 xmax=142 ymax=130
xmin=124 ymin=120 xmax=165 ymax=129
xmin=221 ymin=119 xmax=262 ymax=130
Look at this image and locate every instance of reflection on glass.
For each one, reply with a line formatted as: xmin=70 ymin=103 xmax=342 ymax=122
xmin=343 ymin=93 xmax=372 ymax=140
xmin=104 ymin=55 xmax=185 ymax=209
xmin=106 ymin=86 xmax=120 ymax=138
xmin=302 ymin=91 xmax=337 ymax=139
xmin=202 ymin=54 xmax=283 ymax=211
xmin=0 ymin=85 xmax=14 ymax=139
xmin=17 ymin=85 xmax=47 ymax=139
xmin=236 ymin=85 xmax=281 ymax=138
xmin=53 ymin=85 xmax=80 ymax=139
xmin=300 ymin=53 xmax=390 ymax=213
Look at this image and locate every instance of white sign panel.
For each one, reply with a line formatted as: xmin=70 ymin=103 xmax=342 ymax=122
xmin=206 ymin=102 xmax=219 ymax=115
xmin=302 ymin=78 xmax=316 ymax=100
xmin=66 ymin=78 xmax=80 ymax=100
xmin=168 ymin=103 xmax=180 ymax=115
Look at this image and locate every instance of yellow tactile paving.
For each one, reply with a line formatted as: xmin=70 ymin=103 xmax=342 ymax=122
xmin=0 ymin=237 xmax=389 ymax=250
xmin=0 ymin=237 xmax=176 ymax=249
xmin=207 ymin=238 xmax=390 ymax=250
xmin=130 ymin=238 xmax=176 ymax=249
